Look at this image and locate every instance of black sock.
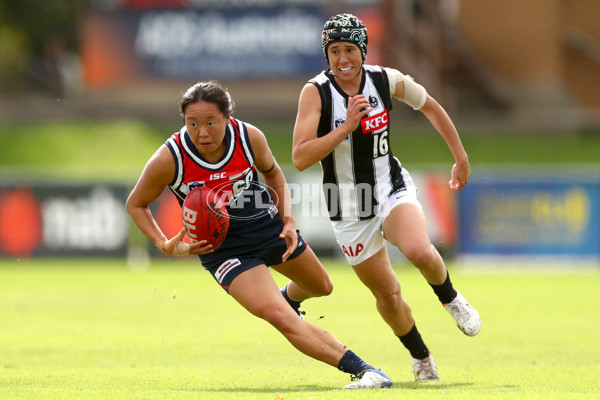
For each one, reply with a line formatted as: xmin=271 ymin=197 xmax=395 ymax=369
xmin=429 ymin=270 xmax=457 ymax=304
xmin=337 ymin=349 xmax=374 ymax=375
xmin=398 ymin=324 xmax=430 ymax=360
xmin=281 ymin=285 xmax=301 ymax=309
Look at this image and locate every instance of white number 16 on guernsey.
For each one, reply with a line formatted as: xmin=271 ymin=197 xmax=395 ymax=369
xmin=373 ymin=130 xmax=389 ymax=158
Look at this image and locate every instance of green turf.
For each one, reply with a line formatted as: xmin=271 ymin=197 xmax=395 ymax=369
xmin=1 ymin=259 xmax=598 ymax=399
xmin=260 ymin=123 xmax=600 ymax=167
xmin=0 ymin=120 xmax=165 ymax=181
xmin=1 ymin=121 xmax=599 ymax=182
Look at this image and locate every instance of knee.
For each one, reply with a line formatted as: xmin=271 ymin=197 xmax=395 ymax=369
xmin=374 ymin=286 xmax=403 ymax=312
xmin=375 ymin=287 xmax=413 ymax=322
xmin=405 ymin=244 xmax=437 ymax=270
xmin=260 ymin=305 xmax=298 ymax=334
xmin=314 ymin=279 xmax=334 ymax=297
xmin=302 ymin=277 xmax=334 ymax=298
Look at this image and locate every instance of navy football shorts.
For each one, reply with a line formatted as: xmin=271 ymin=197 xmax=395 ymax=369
xmin=201 ymin=232 xmax=307 ymax=293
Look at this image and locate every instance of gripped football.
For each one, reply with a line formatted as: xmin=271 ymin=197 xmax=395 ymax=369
xmin=182 ymin=186 xmax=229 ymax=250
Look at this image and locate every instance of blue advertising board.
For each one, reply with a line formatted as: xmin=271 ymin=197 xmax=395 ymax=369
xmin=458 ymin=174 xmax=600 ymax=259
xmin=124 ymin=7 xmax=328 ymax=78
xmin=82 ymin=4 xmax=384 ymax=85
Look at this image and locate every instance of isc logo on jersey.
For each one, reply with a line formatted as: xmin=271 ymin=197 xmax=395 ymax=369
xmin=361 ymin=110 xmax=389 ymax=133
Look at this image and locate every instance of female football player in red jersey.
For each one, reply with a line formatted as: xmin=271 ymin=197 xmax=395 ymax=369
xmin=292 ymin=13 xmax=481 ymax=381
xmin=126 ymin=80 xmax=392 ymax=389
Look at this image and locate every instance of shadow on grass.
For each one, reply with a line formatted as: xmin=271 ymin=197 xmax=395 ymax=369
xmin=393 ymin=381 xmax=519 ymax=392
xmin=393 ymin=381 xmax=477 ymax=390
xmin=190 ymin=385 xmax=339 ymax=393
xmin=175 ymin=381 xmax=489 ymax=393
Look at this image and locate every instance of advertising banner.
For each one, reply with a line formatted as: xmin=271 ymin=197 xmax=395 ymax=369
xmin=82 ymin=6 xmax=328 ymax=85
xmin=135 ymin=7 xmax=326 ymax=78
xmin=81 ymin=3 xmax=384 ymax=86
xmin=458 ymin=175 xmax=600 ymax=259
xmin=0 ymin=183 xmax=130 ymax=258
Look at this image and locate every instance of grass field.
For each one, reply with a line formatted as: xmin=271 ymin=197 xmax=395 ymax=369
xmin=1 ymin=259 xmax=599 ymax=399
xmin=1 ymin=121 xmax=600 ymax=182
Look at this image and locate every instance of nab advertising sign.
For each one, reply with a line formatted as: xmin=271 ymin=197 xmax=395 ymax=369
xmin=458 ymin=174 xmax=600 ymax=259
xmin=0 ymin=184 xmax=130 ymax=258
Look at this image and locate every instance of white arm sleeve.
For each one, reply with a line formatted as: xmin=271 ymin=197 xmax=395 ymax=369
xmin=384 ymin=67 xmax=427 ymax=110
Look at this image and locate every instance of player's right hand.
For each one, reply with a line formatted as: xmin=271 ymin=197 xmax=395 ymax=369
xmin=345 ymin=95 xmax=371 ymax=132
xmin=279 ymin=222 xmax=298 ymax=263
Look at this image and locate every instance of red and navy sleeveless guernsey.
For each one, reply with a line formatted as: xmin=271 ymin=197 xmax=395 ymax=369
xmin=309 ymin=65 xmax=407 ymax=221
xmin=164 ymin=117 xmax=283 ymax=263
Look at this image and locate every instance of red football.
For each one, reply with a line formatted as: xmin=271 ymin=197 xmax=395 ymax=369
xmin=182 ymin=186 xmax=229 ymax=250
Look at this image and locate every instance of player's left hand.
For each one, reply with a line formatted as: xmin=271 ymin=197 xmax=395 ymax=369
xmin=279 ymin=222 xmax=298 ymax=263
xmin=156 ymin=228 xmax=189 ymax=256
xmin=449 ymin=161 xmax=470 ymax=191
xmin=160 ymin=227 xmax=213 ymax=256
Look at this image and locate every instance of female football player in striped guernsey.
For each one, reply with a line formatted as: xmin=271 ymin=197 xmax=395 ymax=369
xmin=126 ymin=80 xmax=392 ymax=389
xmin=292 ymin=13 xmax=481 ymax=381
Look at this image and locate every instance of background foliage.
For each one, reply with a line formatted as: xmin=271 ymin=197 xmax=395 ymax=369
xmin=0 ymin=0 xmax=82 ymax=92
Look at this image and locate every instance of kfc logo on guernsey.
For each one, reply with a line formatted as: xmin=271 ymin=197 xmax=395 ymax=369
xmin=361 ymin=109 xmax=389 ymax=133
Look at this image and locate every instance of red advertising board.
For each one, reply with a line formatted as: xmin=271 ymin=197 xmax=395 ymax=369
xmin=0 ymin=183 xmax=130 ymax=258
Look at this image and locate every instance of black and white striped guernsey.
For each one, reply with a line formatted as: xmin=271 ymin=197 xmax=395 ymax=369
xmin=310 ymin=65 xmax=406 ymax=221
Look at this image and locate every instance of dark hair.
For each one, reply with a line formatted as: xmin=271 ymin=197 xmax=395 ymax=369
xmin=179 ymin=80 xmax=235 ymax=118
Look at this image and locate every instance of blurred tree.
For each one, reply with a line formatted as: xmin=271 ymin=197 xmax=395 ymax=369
xmin=0 ymin=0 xmax=83 ymax=95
